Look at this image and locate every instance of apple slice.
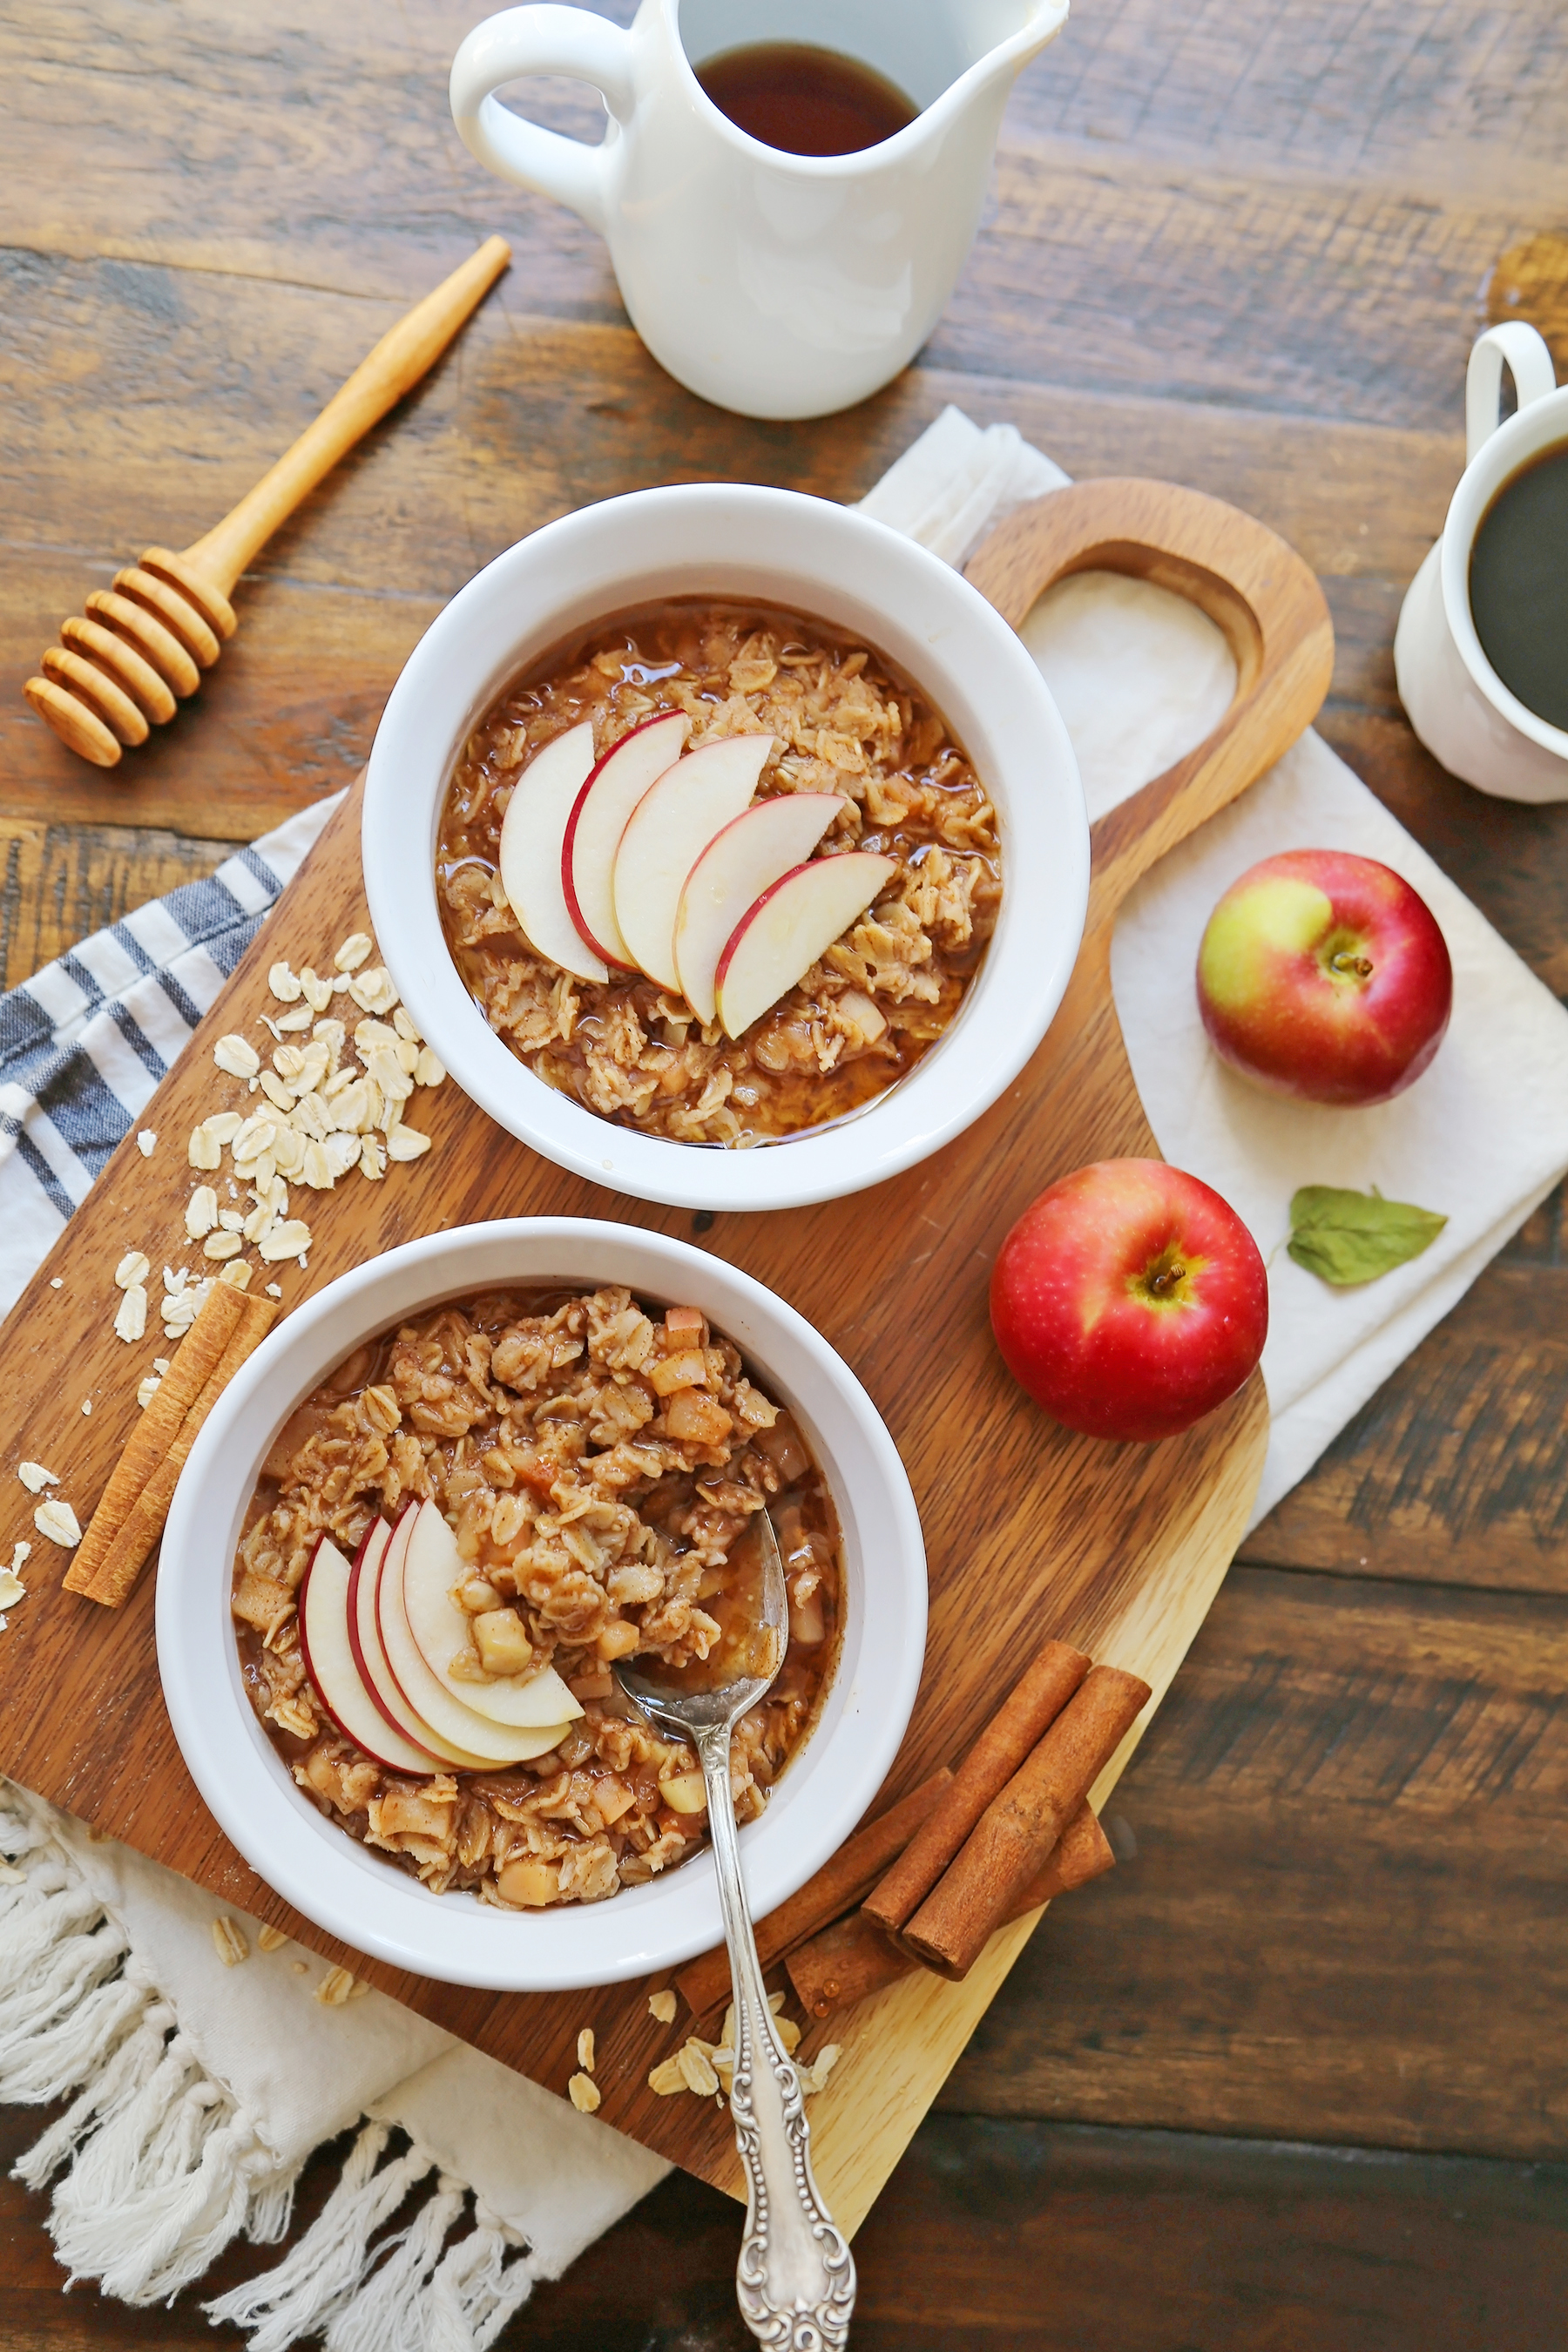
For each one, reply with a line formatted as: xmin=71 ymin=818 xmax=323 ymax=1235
xmin=563 ymin=711 xmax=691 ymax=970
xmin=402 ymin=1499 xmax=583 ymax=1729
xmin=497 ymin=722 xmax=606 ymax=984
xmin=612 ymin=733 xmax=777 ymax=990
xmin=674 ymin=793 xmax=846 ymax=1024
xmin=299 ymin=1532 xmax=444 ymax=1774
xmin=377 ymin=1502 xmax=571 ymax=1765
xmin=714 ymin=851 xmax=897 ymax=1040
xmin=348 ymin=1511 xmax=497 ymax=1772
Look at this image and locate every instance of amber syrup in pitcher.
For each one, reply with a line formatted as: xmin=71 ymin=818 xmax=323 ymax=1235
xmin=694 ymin=42 xmax=918 ymax=157
xmin=1468 ymin=443 xmax=1568 ymax=732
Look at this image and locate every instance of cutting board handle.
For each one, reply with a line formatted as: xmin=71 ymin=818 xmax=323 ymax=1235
xmin=963 ymin=476 xmax=1335 ymax=932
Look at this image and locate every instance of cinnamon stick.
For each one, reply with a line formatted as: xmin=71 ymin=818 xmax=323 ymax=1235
xmin=788 ymin=1801 xmax=1115 ymax=2017
xmin=674 ymin=1765 xmax=954 ymax=2020
xmin=902 ymin=1664 xmax=1150 ymax=1981
xmin=65 ymin=1278 xmax=247 ymax=1596
xmin=862 ymin=1638 xmax=1089 ymax=1938
xmin=80 ymin=1290 xmax=280 ymax=1609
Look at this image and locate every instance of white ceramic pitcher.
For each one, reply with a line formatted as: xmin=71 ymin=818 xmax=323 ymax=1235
xmin=1395 ymin=322 xmax=1568 ymax=803
xmin=449 ymin=0 xmax=1069 ymax=420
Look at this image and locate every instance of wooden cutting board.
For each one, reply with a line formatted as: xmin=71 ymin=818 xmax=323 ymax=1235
xmin=0 ymin=479 xmax=1332 ymax=2226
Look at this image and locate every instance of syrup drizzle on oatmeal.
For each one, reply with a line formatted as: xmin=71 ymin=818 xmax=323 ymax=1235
xmin=436 ymin=600 xmax=1001 ymax=1146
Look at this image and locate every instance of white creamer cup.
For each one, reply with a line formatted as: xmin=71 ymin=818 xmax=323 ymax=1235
xmin=1395 ymin=322 xmax=1568 ymax=803
xmin=449 ymin=0 xmax=1068 ymax=420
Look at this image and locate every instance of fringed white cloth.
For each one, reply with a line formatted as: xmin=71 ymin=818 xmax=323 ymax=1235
xmin=0 ymin=1789 xmax=666 ymax=2345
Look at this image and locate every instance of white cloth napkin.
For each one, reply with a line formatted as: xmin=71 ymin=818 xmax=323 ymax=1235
xmin=865 ymin=406 xmax=1568 ymax=1526
xmin=7 ymin=404 xmax=1567 ymax=2344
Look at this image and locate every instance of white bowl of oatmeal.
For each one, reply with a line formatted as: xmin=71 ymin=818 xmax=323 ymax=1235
xmin=362 ymin=483 xmax=1087 ymax=1210
xmin=156 ymin=1219 xmax=926 ymax=1992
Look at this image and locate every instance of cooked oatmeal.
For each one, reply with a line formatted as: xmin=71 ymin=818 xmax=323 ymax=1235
xmin=233 ymin=1287 xmax=840 ymax=1909
xmin=437 ymin=600 xmax=1002 ymax=1144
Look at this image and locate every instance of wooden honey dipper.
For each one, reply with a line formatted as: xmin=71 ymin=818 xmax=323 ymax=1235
xmin=24 ymin=234 xmax=510 ymax=770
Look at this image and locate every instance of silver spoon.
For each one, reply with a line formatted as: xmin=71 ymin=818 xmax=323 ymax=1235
xmin=615 ymin=1509 xmax=856 ymax=2349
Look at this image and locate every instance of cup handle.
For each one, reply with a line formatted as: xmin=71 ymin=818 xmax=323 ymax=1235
xmin=449 ymin=5 xmax=636 ymax=236
xmin=1465 ymin=323 xmax=1558 ymax=463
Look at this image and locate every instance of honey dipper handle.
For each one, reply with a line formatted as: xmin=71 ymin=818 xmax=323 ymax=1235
xmin=179 ymin=234 xmax=510 ymax=598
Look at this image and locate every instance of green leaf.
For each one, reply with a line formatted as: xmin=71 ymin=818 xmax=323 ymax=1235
xmin=1287 ymin=1186 xmax=1448 ymax=1288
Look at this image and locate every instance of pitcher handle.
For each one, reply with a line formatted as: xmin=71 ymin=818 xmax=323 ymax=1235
xmin=1465 ymin=323 xmax=1557 ymax=463
xmin=449 ymin=5 xmax=635 ymax=236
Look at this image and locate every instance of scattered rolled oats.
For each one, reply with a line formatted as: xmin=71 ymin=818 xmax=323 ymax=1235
xmin=136 ymin=1374 xmax=162 ymax=1409
xmin=218 ymin=1261 xmax=253 ymax=1291
xmin=314 ymin=1965 xmax=358 ymax=2007
xmin=798 ymin=2044 xmax=842 ymax=2096
xmin=676 ymin=2041 xmax=720 ymax=2098
xmin=648 ymin=1989 xmax=679 ymax=2026
xmin=136 ymin=1131 xmax=156 ymax=1156
xmin=274 ymin=1005 xmax=313 ymax=1033
xmin=206 ymin=1112 xmax=243 ymax=1146
xmin=386 ymin=1127 xmax=432 ymax=1163
xmin=647 ymin=2057 xmax=688 ymax=2096
xmin=393 ymin=1006 xmax=422 ymax=1044
xmin=358 ymin=1134 xmax=385 ymax=1180
xmin=300 ymin=1140 xmax=335 ymax=1192
xmin=218 ymin=1208 xmax=245 ymax=1233
xmin=257 ymin=1923 xmax=288 ymax=1952
xmin=204 ymin=1231 xmax=244 ymax=1260
xmin=334 ymin=932 xmax=373 ymax=972
xmin=81 ymin=1400 xmax=91 ymax=1415
xmin=17 ymin=1463 xmax=57 ymax=1494
xmin=186 ymin=1186 xmax=219 ymax=1239
xmin=112 ymin=1284 xmax=148 ymax=1343
xmin=10 ymin=1542 xmax=31 ymax=1574
xmin=577 ymin=2027 xmax=596 ymax=2074
xmin=0 ymin=1565 xmax=26 ymax=1609
xmin=34 ymin=1498 xmax=82 ymax=1548
xmin=415 ymin=1046 xmax=446 ymax=1087
xmin=300 ymin=967 xmax=334 ymax=1013
xmin=348 ymin=965 xmax=398 ymax=1015
xmin=267 ymin=961 xmax=303 ymax=1003
xmin=567 ymin=2072 xmax=601 ymax=2114
xmin=259 ymin=1220 xmax=312 ymax=1262
xmin=113 ymin=1250 xmax=150 ymax=1290
xmin=213 ymin=1033 xmax=260 ymax=1080
xmin=212 ymin=1916 xmax=248 ymax=1967
xmin=265 ymin=1282 xmax=282 ymax=1299
xmin=188 ymin=1123 xmax=222 ymax=1172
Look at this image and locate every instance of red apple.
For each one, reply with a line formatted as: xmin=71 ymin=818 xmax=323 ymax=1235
xmin=713 ymin=849 xmax=896 ymax=1039
xmin=1196 ymin=849 xmax=1452 ymax=1106
xmin=990 ymin=1159 xmax=1267 ymax=1443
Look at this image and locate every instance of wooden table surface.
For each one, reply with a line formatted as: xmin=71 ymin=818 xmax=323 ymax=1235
xmin=3 ymin=2 xmax=1568 ymax=2344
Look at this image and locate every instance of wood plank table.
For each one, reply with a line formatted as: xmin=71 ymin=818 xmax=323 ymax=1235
xmin=3 ymin=2 xmax=1568 ymax=2342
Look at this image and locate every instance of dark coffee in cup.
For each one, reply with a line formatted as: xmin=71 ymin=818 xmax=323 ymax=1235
xmin=1468 ymin=443 xmax=1568 ymax=730
xmin=695 ymin=42 xmax=917 ymax=157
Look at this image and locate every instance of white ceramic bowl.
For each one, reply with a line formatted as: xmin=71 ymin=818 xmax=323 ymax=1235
xmin=157 ymin=1220 xmax=926 ymax=1992
xmin=362 ymin=483 xmax=1087 ymax=1212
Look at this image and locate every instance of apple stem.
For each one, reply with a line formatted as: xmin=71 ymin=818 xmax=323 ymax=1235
xmin=1328 ymin=949 xmax=1374 ymax=979
xmin=1146 ymin=1263 xmax=1186 ymax=1298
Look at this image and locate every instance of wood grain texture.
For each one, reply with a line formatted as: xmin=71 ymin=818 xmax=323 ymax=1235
xmin=3 ymin=2097 xmax=1564 ymax=2352
xmin=942 ymin=1564 xmax=1568 ymax=2159
xmin=0 ymin=476 xmax=1334 ymax=2210
xmin=0 ymin=819 xmax=233 ymax=990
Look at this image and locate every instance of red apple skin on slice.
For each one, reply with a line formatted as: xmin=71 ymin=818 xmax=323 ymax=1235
xmin=497 ymin=723 xmax=606 ymax=985
xmin=674 ymin=793 xmax=846 ymax=1024
xmin=713 ymin=850 xmax=897 ymax=1040
xmin=563 ymin=711 xmax=692 ymax=971
xmin=349 ymin=1509 xmax=496 ymax=1771
xmin=612 ymin=733 xmax=777 ymax=990
xmin=299 ymin=1531 xmax=443 ymax=1774
xmin=402 ymin=1500 xmax=583 ymax=1729
xmin=378 ymin=1503 xmax=571 ymax=1765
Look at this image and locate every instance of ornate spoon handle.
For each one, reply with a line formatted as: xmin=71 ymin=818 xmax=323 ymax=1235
xmin=697 ymin=1721 xmax=856 ymax=2349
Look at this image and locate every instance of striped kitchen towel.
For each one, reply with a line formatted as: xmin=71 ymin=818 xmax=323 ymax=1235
xmin=0 ymin=794 xmax=340 ymax=1318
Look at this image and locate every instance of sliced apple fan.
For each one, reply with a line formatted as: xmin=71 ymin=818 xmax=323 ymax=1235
xmin=301 ymin=1501 xmax=579 ymax=1772
xmin=498 ymin=725 xmax=894 ymax=1035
